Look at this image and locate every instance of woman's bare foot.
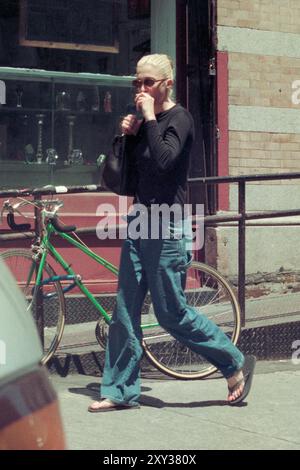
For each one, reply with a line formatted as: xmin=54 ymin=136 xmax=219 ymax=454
xmin=227 ymin=370 xmax=245 ymax=403
xmin=88 ymin=399 xmax=139 ymax=413
xmin=88 ymin=399 xmax=118 ymax=412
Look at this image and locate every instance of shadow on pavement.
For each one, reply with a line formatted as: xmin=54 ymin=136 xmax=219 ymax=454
xmin=68 ymin=383 xmax=152 ymax=400
xmin=139 ymin=394 xmax=247 ymax=408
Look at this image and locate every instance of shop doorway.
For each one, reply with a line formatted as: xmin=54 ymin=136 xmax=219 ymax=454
xmin=177 ymin=0 xmax=217 ymax=214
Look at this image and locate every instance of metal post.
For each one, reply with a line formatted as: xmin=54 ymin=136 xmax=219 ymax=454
xmin=238 ymin=181 xmax=246 ymax=326
xmin=34 ymin=194 xmax=44 ymax=348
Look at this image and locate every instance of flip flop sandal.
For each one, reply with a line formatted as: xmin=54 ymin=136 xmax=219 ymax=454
xmin=88 ymin=401 xmax=140 ymax=413
xmin=228 ymin=355 xmax=257 ymax=406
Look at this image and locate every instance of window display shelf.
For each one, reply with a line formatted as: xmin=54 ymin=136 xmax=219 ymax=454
xmin=0 ymin=67 xmax=133 ymax=87
xmin=0 ymin=68 xmax=133 ymax=188
xmin=0 ymin=107 xmax=52 ymax=114
xmin=0 ymin=161 xmax=99 ymax=189
xmin=0 ymin=107 xmax=121 ymax=117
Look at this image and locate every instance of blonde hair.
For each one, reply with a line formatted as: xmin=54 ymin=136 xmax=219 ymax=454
xmin=137 ymin=54 xmax=174 ymax=97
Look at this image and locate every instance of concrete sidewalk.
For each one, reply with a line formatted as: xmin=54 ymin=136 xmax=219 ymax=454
xmin=51 ymin=359 xmax=300 ymax=450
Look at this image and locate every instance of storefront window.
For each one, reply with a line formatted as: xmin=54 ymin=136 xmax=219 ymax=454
xmin=10 ymin=0 xmax=151 ymax=75
xmin=0 ymin=0 xmax=151 ymax=188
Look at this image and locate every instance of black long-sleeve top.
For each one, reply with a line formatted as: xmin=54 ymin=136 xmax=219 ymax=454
xmin=126 ymin=104 xmax=194 ymax=207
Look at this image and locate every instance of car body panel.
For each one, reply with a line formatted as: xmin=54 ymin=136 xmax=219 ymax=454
xmin=0 ymin=259 xmax=65 ymax=449
xmin=0 ymin=260 xmax=42 ymax=379
xmin=0 ymin=367 xmax=65 ymax=450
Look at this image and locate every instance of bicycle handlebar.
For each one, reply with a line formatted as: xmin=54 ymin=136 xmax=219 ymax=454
xmin=50 ymin=217 xmax=76 ymax=233
xmin=2 ymin=196 xmax=78 ymax=233
xmin=6 ymin=212 xmax=32 ymax=232
xmin=6 ymin=212 xmax=76 ymax=233
xmin=0 ymin=184 xmax=104 ymax=198
xmin=32 ymin=184 xmax=103 ymax=196
xmin=1 ymin=183 xmax=106 ymax=233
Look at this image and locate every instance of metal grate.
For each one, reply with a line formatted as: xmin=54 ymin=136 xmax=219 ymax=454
xmin=48 ymin=320 xmax=300 ymax=376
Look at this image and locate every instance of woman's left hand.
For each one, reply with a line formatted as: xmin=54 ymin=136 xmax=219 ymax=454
xmin=135 ymin=93 xmax=156 ymax=121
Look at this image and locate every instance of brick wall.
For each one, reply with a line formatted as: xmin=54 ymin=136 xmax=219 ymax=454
xmin=218 ymin=0 xmax=300 ymax=34
xmin=229 ymin=54 xmax=300 ymax=109
xmin=229 ymin=131 xmax=300 ymax=177
xmin=217 ymin=0 xmax=300 ymax=178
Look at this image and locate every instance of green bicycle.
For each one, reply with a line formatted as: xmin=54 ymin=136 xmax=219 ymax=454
xmin=0 ymin=187 xmax=241 ymax=379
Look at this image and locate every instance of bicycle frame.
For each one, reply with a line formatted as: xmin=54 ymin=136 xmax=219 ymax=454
xmin=35 ymin=222 xmax=157 ymax=330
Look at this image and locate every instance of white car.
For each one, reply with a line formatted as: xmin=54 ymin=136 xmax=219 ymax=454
xmin=0 ymin=258 xmax=65 ymax=449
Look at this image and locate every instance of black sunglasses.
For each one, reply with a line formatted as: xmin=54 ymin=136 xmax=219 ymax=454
xmin=132 ymin=77 xmax=167 ymax=88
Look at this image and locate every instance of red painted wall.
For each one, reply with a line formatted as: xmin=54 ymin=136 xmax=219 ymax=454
xmin=0 ymin=193 xmax=132 ymax=294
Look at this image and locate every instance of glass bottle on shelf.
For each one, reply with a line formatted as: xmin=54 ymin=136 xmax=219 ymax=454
xmin=104 ymin=91 xmax=112 ymax=113
xmin=56 ymin=91 xmax=71 ymax=111
xmin=0 ymin=80 xmax=6 ymax=105
xmin=15 ymin=85 xmax=23 ymax=108
xmin=91 ymin=86 xmax=100 ymax=111
xmin=25 ymin=144 xmax=35 ymax=164
xmin=76 ymin=91 xmax=88 ymax=112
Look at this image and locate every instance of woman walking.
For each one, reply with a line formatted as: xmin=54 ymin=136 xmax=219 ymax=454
xmin=88 ymin=54 xmax=255 ymax=412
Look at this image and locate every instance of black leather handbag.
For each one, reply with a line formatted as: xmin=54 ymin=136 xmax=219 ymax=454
xmin=100 ymin=135 xmax=137 ymax=196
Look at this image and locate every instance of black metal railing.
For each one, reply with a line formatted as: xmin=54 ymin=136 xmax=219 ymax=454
xmin=1 ymin=173 xmax=300 ymax=326
xmin=189 ymin=172 xmax=300 ymax=324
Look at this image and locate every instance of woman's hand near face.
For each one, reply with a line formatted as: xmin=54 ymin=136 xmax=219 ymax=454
xmin=120 ymin=114 xmax=142 ymax=136
xmin=135 ymin=93 xmax=156 ymax=121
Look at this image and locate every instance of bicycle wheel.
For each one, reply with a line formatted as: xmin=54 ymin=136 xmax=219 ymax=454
xmin=141 ymin=261 xmax=241 ymax=380
xmin=0 ymin=249 xmax=66 ymax=364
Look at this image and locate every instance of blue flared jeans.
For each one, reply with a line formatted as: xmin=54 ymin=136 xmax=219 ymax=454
xmin=100 ymin=220 xmax=244 ymax=406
